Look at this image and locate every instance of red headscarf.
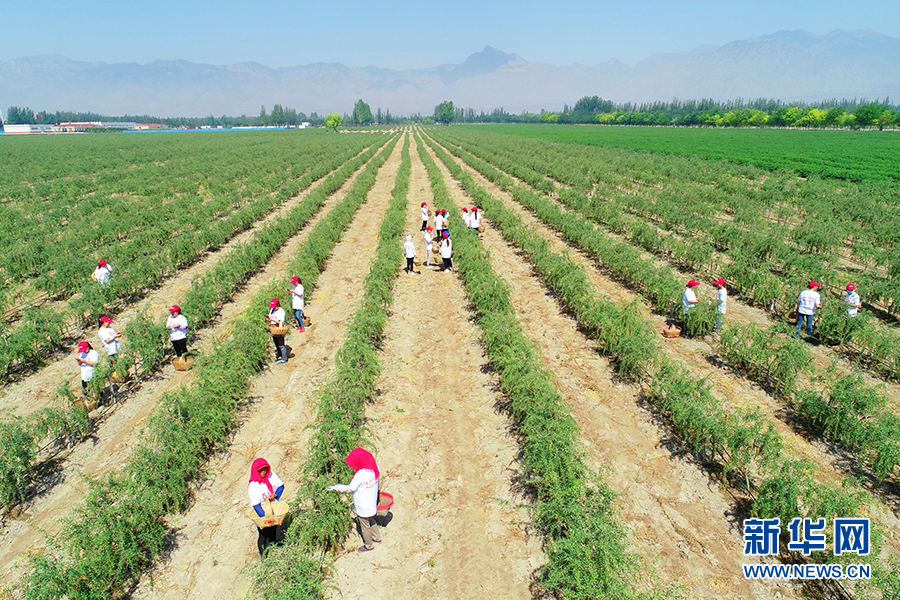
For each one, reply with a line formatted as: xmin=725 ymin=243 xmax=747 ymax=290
xmin=345 ymin=448 xmax=379 ymax=479
xmin=249 ymin=457 xmax=274 ymax=494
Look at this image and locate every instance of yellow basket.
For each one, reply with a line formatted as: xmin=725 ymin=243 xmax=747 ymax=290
xmin=173 ymin=356 xmax=193 ymax=371
xmin=246 ymin=500 xmax=290 ymax=528
xmin=268 ymin=324 xmax=290 ymax=336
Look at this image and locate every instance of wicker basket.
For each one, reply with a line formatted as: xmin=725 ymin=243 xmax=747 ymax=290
xmin=80 ymin=393 xmax=99 ymax=412
xmin=246 ymin=500 xmax=290 ymax=528
xmin=110 ymin=370 xmax=130 ymax=384
xmin=268 ymin=324 xmax=290 ymax=336
xmin=663 ymin=326 xmax=682 ymax=339
xmin=173 ymin=356 xmax=193 ymax=371
xmin=303 ymin=314 xmax=311 ymax=326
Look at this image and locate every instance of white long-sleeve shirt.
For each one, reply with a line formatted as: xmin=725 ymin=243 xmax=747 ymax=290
xmin=421 ymin=206 xmax=428 ymax=221
xmin=440 ymin=238 xmax=452 ymax=259
xmin=469 ymin=213 xmax=481 ymax=228
xmin=403 ymin=239 xmax=416 ymax=258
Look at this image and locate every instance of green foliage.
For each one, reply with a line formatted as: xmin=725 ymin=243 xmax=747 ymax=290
xmin=325 ymin=113 xmax=342 ymax=132
xmin=352 ymin=99 xmax=373 ymax=125
xmin=434 ymin=100 xmax=455 ymax=125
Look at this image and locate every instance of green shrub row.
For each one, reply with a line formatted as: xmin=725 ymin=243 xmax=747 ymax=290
xmin=0 ymin=141 xmax=389 ymax=514
xmin=0 ymin=138 xmax=376 ymax=381
xmin=19 ymin=135 xmax=399 ymax=600
xmin=428 ymin=131 xmax=718 ymax=338
xmin=251 ymin=135 xmax=411 ymax=600
xmin=433 ymin=130 xmax=900 ymax=381
xmin=422 ymin=132 xmax=896 ymax=597
xmin=418 ymin=132 xmax=660 ymax=599
xmin=435 ymin=130 xmax=900 ymax=486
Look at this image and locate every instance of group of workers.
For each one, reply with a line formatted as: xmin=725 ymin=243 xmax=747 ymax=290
xmin=678 ymin=275 xmax=863 ymax=340
xmin=251 ymin=447 xmax=382 ymax=556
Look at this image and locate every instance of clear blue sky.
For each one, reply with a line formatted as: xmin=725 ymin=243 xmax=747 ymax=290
xmin=2 ymin=0 xmax=898 ymax=68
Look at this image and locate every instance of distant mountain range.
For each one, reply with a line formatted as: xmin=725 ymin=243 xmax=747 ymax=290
xmin=2 ymin=29 xmax=899 ymax=118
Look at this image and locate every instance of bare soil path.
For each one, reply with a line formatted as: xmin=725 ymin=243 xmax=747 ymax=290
xmin=329 ymin=136 xmax=542 ymax=600
xmin=424 ymin=136 xmax=808 ymax=599
xmin=0 ymin=148 xmax=380 ymax=593
xmin=131 ymin=138 xmax=405 ymax=600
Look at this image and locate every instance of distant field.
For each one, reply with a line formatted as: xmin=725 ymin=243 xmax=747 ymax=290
xmin=471 ymin=124 xmax=900 ymax=184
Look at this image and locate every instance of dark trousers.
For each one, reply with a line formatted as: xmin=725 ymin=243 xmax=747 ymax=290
xmin=257 ymin=525 xmax=284 ymax=556
xmin=406 ymin=257 xmax=414 ymax=273
xmin=442 ymin=257 xmax=452 ymax=271
xmin=172 ymin=339 xmax=187 ymax=357
xmin=272 ymin=335 xmax=288 ymax=361
xmin=421 ymin=220 xmax=427 ymax=231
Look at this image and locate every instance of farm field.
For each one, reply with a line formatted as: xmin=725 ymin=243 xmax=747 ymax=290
xmin=477 ymin=123 xmax=900 ymax=183
xmin=1 ymin=126 xmax=899 ymax=600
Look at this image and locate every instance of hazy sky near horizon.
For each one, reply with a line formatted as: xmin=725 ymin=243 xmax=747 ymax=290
xmin=3 ymin=0 xmax=898 ymax=68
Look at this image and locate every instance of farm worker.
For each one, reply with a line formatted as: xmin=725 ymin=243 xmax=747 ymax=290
xmin=844 ymin=284 xmax=861 ymax=318
xmin=420 ymin=202 xmax=429 ymax=232
xmin=75 ymin=341 xmax=99 ymax=394
xmin=424 ymin=227 xmax=434 ymax=269
xmin=266 ymin=299 xmax=288 ymax=364
xmin=433 ymin=209 xmax=444 ymax=234
xmin=469 ymin=207 xmax=481 ymax=231
xmin=461 ymin=207 xmax=470 ymax=228
xmin=796 ymin=281 xmax=822 ymax=339
xmin=166 ymin=305 xmax=189 ymax=358
xmin=97 ymin=316 xmax=121 ymax=365
xmin=248 ymin=458 xmax=285 ymax=556
xmin=682 ymin=280 xmax=700 ymax=313
xmin=713 ymin=278 xmax=727 ymax=332
xmin=440 ymin=210 xmax=449 ymax=235
xmin=289 ymin=276 xmax=305 ymax=332
xmin=327 ymin=448 xmax=381 ymax=552
xmin=440 ymin=231 xmax=453 ymax=273
xmin=92 ymin=259 xmax=113 ymax=288
xmin=403 ymin=235 xmax=417 ymax=275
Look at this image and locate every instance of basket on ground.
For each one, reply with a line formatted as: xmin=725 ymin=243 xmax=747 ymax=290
xmin=663 ymin=325 xmax=682 ymax=339
xmin=173 ymin=356 xmax=194 ymax=371
xmin=246 ymin=500 xmax=290 ymax=528
xmin=110 ymin=370 xmax=130 ymax=383
xmin=376 ymin=491 xmax=394 ymax=517
xmin=268 ymin=324 xmax=290 ymax=336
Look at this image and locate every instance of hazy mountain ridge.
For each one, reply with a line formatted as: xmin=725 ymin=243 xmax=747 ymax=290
xmin=2 ymin=31 xmax=898 ymax=118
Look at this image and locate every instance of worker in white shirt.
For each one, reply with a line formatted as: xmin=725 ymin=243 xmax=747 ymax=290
xmin=434 ymin=210 xmax=444 ymax=235
xmin=796 ymin=281 xmax=822 ymax=339
xmin=844 ymin=284 xmax=861 ymax=318
xmin=403 ymin=235 xmax=417 ymax=275
xmin=423 ymin=227 xmax=434 ymax=269
xmin=76 ymin=341 xmax=99 ymax=395
xmin=166 ymin=305 xmax=189 ymax=357
xmin=420 ymin=202 xmax=429 ymax=232
xmin=469 ymin=207 xmax=481 ymax=232
xmin=289 ymin=276 xmax=305 ymax=332
xmin=92 ymin=259 xmax=113 ymax=288
xmin=266 ymin=298 xmax=288 ymax=364
xmin=440 ymin=232 xmax=453 ymax=273
xmin=461 ymin=207 xmax=470 ymax=228
xmin=97 ymin=316 xmax=121 ymax=365
xmin=713 ymin=278 xmax=727 ymax=333
xmin=682 ymin=280 xmax=700 ymax=313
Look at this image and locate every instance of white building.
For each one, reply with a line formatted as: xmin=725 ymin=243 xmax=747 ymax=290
xmin=2 ymin=123 xmax=56 ymax=134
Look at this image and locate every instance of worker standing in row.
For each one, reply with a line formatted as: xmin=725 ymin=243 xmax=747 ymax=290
xmin=796 ymin=281 xmax=822 ymax=339
xmin=403 ymin=235 xmax=417 ymax=275
xmin=420 ymin=202 xmax=428 ymax=232
xmin=423 ymin=226 xmax=434 ymax=269
xmin=92 ymin=259 xmax=113 ymax=288
xmin=289 ymin=276 xmax=305 ymax=332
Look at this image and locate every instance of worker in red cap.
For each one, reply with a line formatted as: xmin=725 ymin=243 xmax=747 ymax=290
xmin=469 ymin=207 xmax=481 ymax=232
xmin=423 ymin=226 xmax=434 ymax=269
xmin=440 ymin=231 xmax=453 ymax=273
xmin=682 ymin=280 xmax=700 ymax=313
xmin=92 ymin=259 xmax=113 ymax=288
xmin=97 ymin=316 xmax=121 ymax=366
xmin=796 ymin=281 xmax=822 ymax=339
xmin=420 ymin=202 xmax=429 ymax=232
xmin=433 ymin=208 xmax=444 ymax=236
xmin=266 ymin=298 xmax=288 ymax=364
xmin=461 ymin=207 xmax=470 ymax=228
xmin=166 ymin=305 xmax=189 ymax=357
xmin=713 ymin=278 xmax=727 ymax=333
xmin=288 ymin=276 xmax=305 ymax=332
xmin=75 ymin=341 xmax=99 ymax=395
xmin=844 ymin=283 xmax=861 ymax=318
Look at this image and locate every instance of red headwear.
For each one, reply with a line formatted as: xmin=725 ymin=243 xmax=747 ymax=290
xmin=249 ymin=458 xmax=274 ymax=494
xmin=421 ymin=202 xmax=427 ymax=206
xmin=269 ymin=298 xmax=279 ymax=308
xmin=290 ymin=276 xmax=300 ymax=284
xmin=345 ymin=448 xmax=379 ymax=479
xmin=77 ymin=341 xmax=90 ymax=353
xmin=98 ymin=259 xmax=107 ymax=267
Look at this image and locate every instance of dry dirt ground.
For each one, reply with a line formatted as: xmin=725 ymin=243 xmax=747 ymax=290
xmin=328 ymin=135 xmax=542 ymax=600
xmin=423 ymin=137 xmax=799 ymax=599
xmin=0 ymin=145 xmax=381 ymax=593
xmin=133 ymin=139 xmax=406 ymax=599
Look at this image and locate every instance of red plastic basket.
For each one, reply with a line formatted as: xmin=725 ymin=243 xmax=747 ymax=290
xmin=376 ymin=492 xmax=394 ymax=516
